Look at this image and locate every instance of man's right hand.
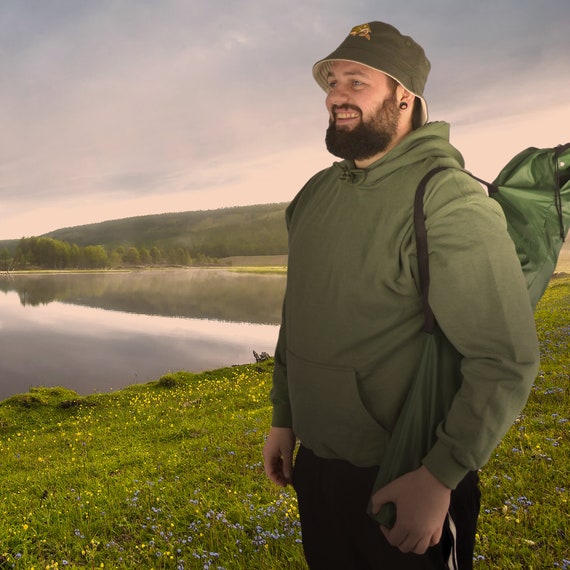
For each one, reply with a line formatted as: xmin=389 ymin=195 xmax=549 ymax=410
xmin=263 ymin=427 xmax=296 ymax=487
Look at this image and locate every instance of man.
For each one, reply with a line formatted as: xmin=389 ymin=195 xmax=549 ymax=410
xmin=263 ymin=21 xmax=539 ymax=570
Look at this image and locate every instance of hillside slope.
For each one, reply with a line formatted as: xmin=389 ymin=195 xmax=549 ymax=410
xmin=2 ymin=203 xmax=569 ymax=262
xmin=40 ymin=203 xmax=290 ymax=258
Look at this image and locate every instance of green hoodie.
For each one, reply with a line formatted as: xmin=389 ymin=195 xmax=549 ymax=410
xmin=270 ymin=121 xmax=539 ymax=489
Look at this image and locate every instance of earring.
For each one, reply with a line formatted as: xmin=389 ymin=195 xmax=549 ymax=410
xmin=399 ymin=101 xmax=408 ymax=110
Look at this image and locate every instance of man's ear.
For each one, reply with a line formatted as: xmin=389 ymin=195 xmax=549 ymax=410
xmin=397 ymin=86 xmax=414 ymax=108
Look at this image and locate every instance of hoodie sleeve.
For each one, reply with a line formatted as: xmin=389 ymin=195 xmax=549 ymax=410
xmin=420 ymin=170 xmax=540 ymax=489
xmin=268 ymin=194 xmax=305 ymax=429
xmin=270 ymin=298 xmax=293 ymax=428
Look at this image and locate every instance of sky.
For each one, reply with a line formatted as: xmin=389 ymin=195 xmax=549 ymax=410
xmin=1 ymin=0 xmax=569 ymax=240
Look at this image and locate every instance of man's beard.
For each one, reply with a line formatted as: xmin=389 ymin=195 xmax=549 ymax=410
xmin=325 ymin=95 xmax=400 ymax=162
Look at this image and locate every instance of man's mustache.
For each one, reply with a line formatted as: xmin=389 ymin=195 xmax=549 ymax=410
xmin=332 ymin=104 xmax=362 ymax=115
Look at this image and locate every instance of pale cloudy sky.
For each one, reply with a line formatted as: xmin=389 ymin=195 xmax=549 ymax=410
xmin=1 ymin=0 xmax=569 ymax=239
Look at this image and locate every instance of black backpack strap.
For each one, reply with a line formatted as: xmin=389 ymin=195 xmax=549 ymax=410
xmin=414 ymin=167 xmax=449 ymax=333
xmin=414 ymin=167 xmax=495 ymax=333
xmin=554 ymin=143 xmax=570 ymax=240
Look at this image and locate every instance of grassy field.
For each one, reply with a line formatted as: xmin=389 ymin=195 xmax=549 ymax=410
xmin=0 ymin=278 xmax=568 ymax=569
xmin=221 ymin=255 xmax=288 ymax=268
xmin=555 ymin=246 xmax=570 ymax=274
xmin=474 ymin=276 xmax=569 ymax=569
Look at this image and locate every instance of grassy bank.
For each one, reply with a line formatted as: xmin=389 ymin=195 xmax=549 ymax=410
xmin=227 ymin=266 xmax=287 ymax=275
xmin=0 ymin=278 xmax=568 ymax=569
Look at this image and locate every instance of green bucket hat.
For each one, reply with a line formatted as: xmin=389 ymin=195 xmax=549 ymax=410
xmin=312 ymin=22 xmax=431 ymax=125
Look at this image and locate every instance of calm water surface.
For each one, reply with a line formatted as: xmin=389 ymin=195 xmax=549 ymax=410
xmin=0 ymin=269 xmax=286 ymax=400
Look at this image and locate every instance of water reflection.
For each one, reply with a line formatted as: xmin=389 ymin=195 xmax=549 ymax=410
xmin=0 ymin=270 xmax=286 ymax=400
xmin=1 ymin=269 xmax=286 ymax=324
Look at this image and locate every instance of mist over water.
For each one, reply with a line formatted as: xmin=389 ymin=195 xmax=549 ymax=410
xmin=0 ymin=270 xmax=285 ymax=400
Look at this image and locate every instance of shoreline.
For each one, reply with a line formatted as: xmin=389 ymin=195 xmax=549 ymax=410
xmin=1 ymin=254 xmax=289 ymax=276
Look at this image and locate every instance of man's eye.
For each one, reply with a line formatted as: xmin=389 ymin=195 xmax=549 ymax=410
xmin=352 ymin=80 xmax=363 ymax=87
xmin=328 ymin=80 xmax=338 ymax=89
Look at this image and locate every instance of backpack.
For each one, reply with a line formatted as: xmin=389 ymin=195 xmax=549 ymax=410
xmin=369 ymin=142 xmax=570 ymax=527
xmin=417 ymin=142 xmax=570 ymax=323
xmin=490 ymin=143 xmax=570 ymax=307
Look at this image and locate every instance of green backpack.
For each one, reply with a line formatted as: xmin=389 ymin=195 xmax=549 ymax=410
xmin=369 ymin=142 xmax=570 ymax=527
xmin=491 ymin=143 xmax=570 ymax=308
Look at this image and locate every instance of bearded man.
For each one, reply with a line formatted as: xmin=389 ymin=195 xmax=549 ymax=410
xmin=263 ymin=21 xmax=538 ymax=570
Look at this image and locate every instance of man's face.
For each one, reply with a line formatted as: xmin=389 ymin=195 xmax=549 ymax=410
xmin=324 ymin=61 xmax=400 ymax=162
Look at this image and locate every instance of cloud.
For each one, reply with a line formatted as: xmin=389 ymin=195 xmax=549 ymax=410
xmin=1 ymin=0 xmax=569 ymax=238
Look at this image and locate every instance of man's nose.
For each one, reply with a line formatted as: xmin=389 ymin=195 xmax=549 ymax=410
xmin=326 ymin=86 xmax=351 ymax=107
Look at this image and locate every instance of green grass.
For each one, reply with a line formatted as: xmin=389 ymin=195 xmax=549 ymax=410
xmin=474 ymin=276 xmax=570 ymax=569
xmin=0 ymin=278 xmax=568 ymax=569
xmin=0 ymin=365 xmax=304 ymax=569
xmin=227 ymin=266 xmax=287 ymax=275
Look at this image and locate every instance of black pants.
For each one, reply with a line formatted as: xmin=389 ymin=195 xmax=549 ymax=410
xmin=292 ymin=445 xmax=480 ymax=570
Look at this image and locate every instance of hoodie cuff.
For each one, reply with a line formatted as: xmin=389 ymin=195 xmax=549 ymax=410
xmin=271 ymin=404 xmax=292 ymax=429
xmin=422 ymin=440 xmax=470 ymax=490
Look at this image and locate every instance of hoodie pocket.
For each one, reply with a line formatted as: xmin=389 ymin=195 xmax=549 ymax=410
xmin=287 ymin=350 xmax=389 ymax=467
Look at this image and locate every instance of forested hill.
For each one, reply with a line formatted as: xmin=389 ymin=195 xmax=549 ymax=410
xmin=5 ymin=203 xmax=289 ymax=259
xmin=2 ymin=201 xmax=569 ymax=263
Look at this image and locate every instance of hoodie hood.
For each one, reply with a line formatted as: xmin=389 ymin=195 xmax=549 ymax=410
xmin=332 ymin=121 xmax=465 ymax=187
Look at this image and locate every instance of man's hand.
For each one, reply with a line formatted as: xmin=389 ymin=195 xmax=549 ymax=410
xmin=263 ymin=427 xmax=296 ymax=487
xmin=371 ymin=465 xmax=451 ymax=554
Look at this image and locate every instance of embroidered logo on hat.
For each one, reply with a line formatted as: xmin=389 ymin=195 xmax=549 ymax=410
xmin=350 ymin=23 xmax=371 ymax=40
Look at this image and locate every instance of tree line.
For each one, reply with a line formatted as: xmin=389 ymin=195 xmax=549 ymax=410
xmin=1 ymin=236 xmax=218 ymax=271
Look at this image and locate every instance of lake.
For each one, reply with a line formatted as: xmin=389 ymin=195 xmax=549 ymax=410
xmin=0 ymin=269 xmax=286 ymax=401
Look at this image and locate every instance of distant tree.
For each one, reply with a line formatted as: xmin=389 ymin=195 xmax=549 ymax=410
xmin=124 ymin=246 xmax=141 ymax=265
xmin=53 ymin=239 xmax=71 ymax=268
xmin=150 ymin=246 xmax=162 ymax=265
xmin=13 ymin=236 xmax=115 ymax=269
xmin=195 ymin=252 xmax=215 ymax=265
xmin=164 ymin=247 xmax=192 ymax=266
xmin=165 ymin=247 xmax=177 ymax=265
xmin=108 ymin=249 xmax=123 ymax=268
xmin=107 ymin=246 xmax=125 ymax=267
xmin=139 ymin=247 xmax=151 ymax=265
xmin=70 ymin=244 xmax=81 ymax=268
xmin=80 ymin=245 xmax=108 ymax=269
xmin=14 ymin=237 xmax=36 ymax=267
xmin=14 ymin=236 xmax=68 ymax=268
xmin=0 ymin=247 xmax=11 ymax=270
xmin=179 ymin=248 xmax=192 ymax=266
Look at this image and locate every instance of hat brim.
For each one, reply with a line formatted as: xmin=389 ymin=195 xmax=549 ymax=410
xmin=313 ymin=58 xmax=429 ymax=126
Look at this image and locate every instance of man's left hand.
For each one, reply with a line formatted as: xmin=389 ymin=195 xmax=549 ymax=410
xmin=370 ymin=465 xmax=451 ymax=555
